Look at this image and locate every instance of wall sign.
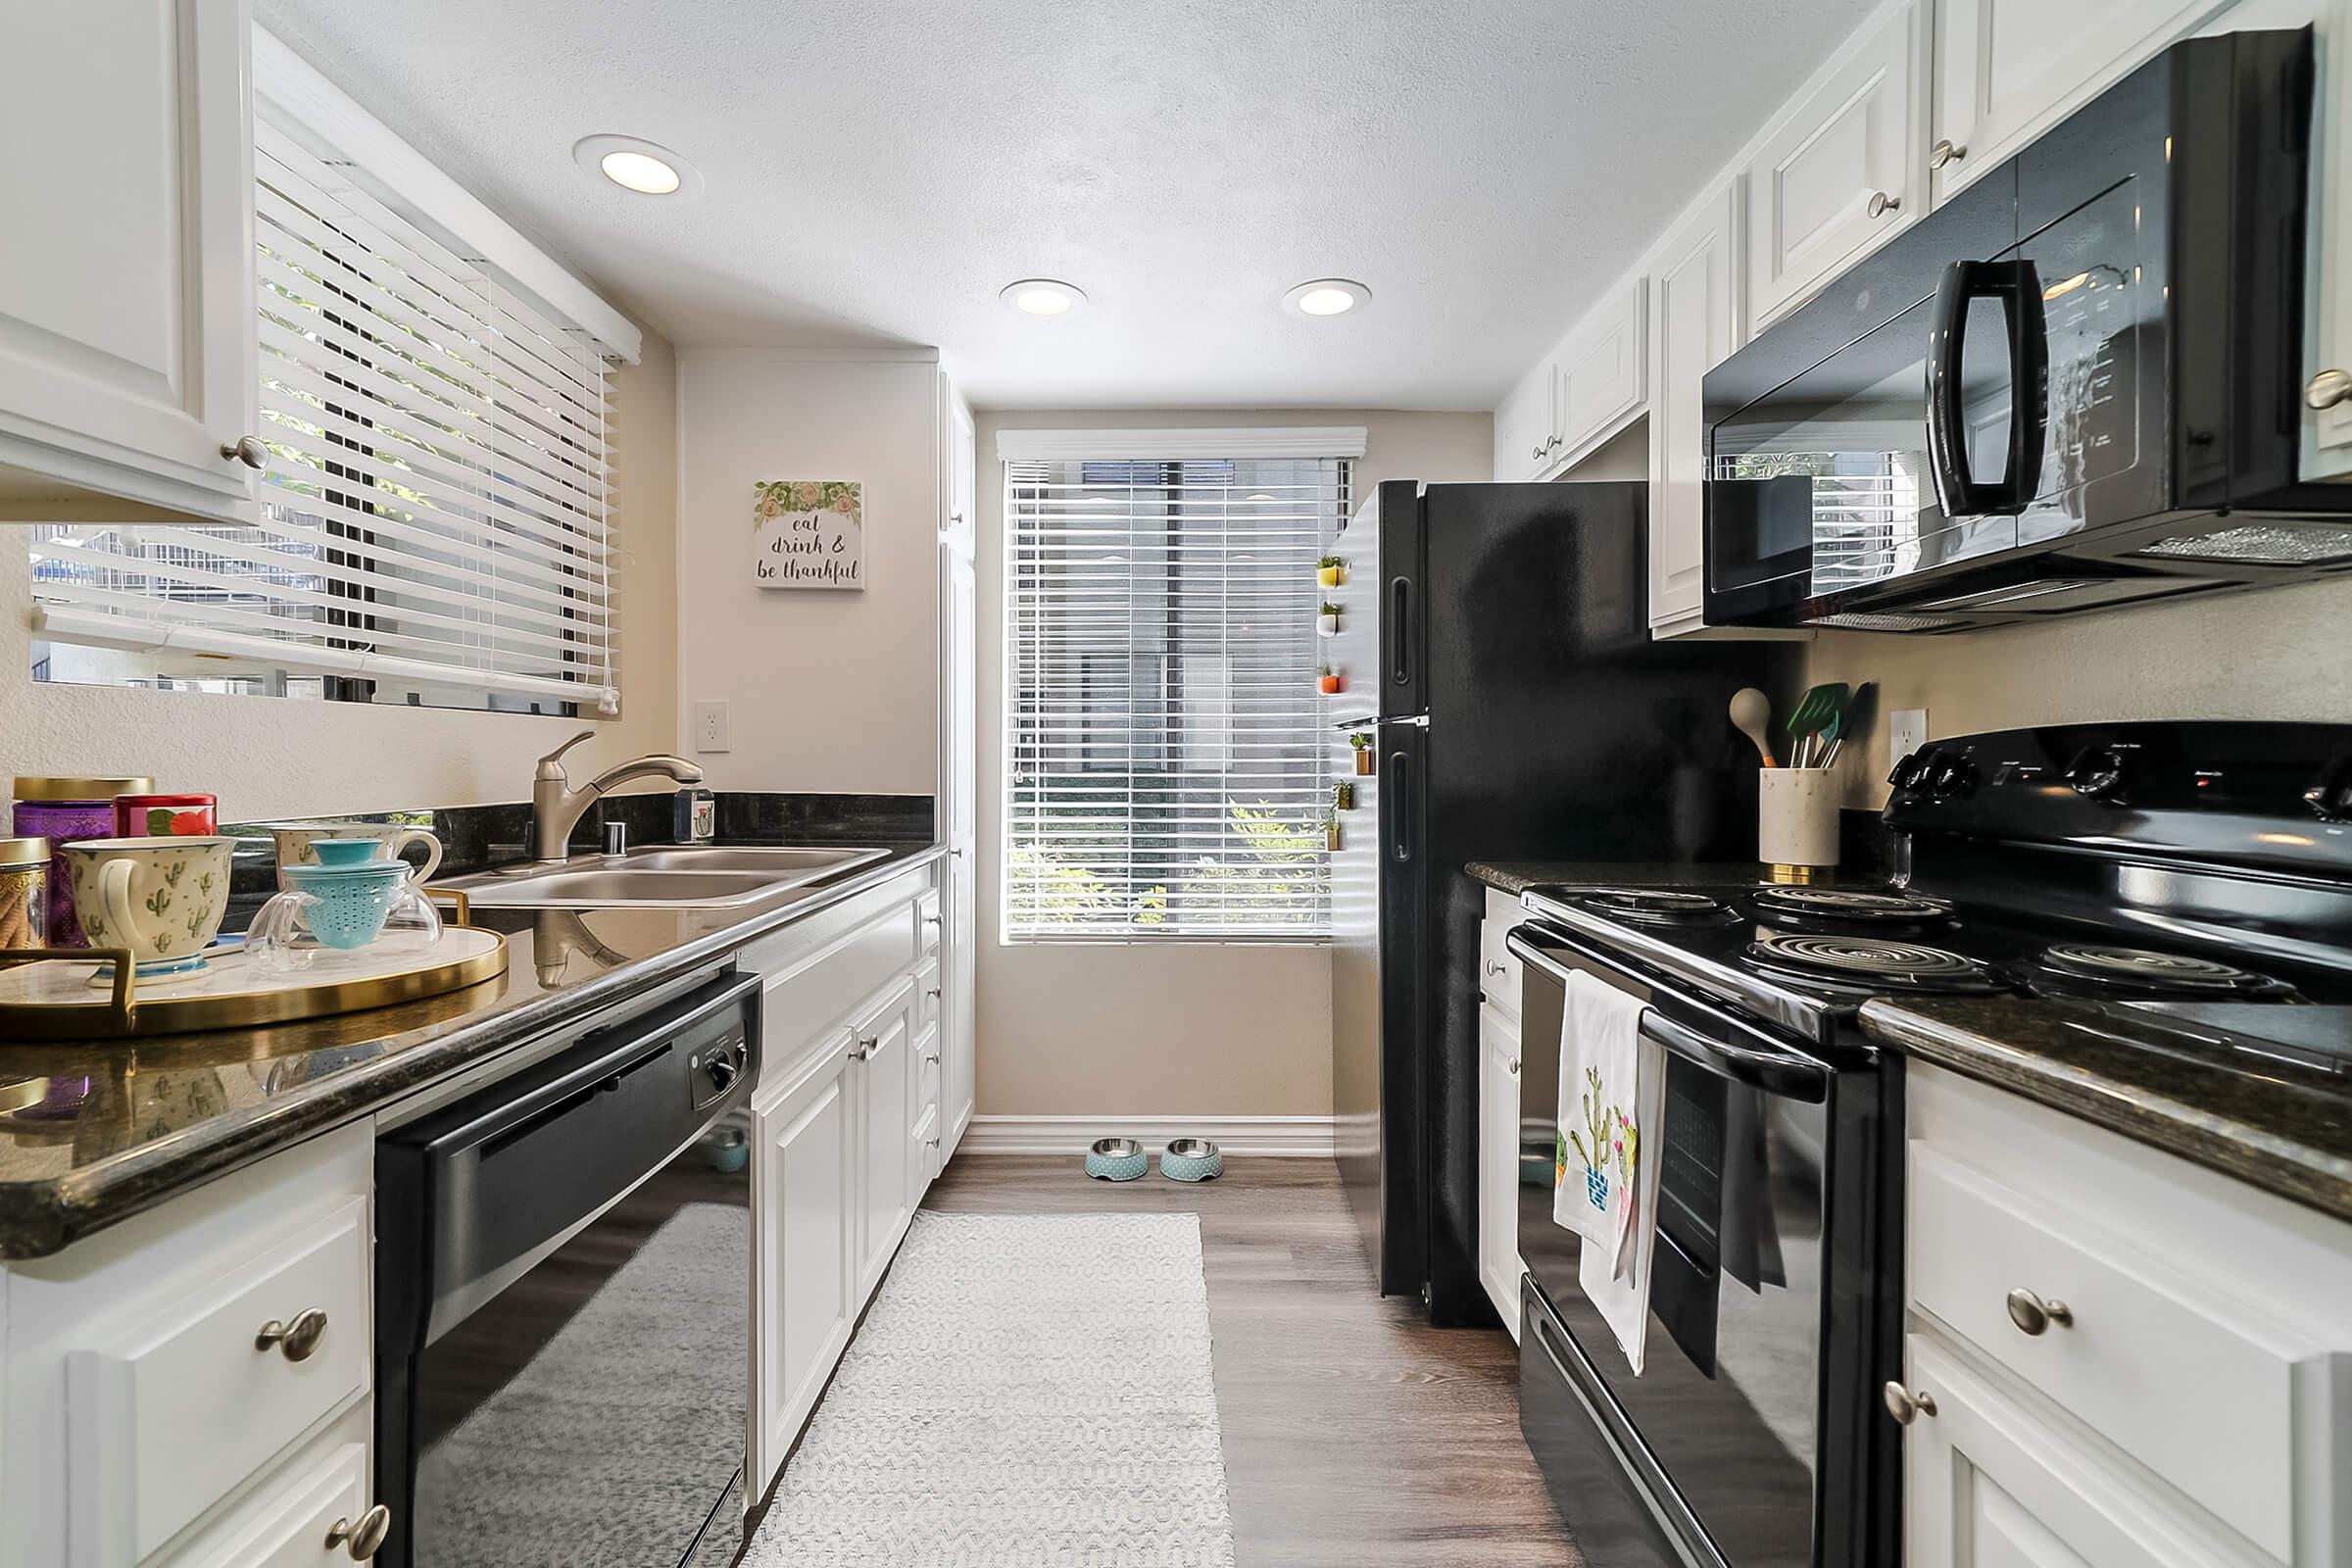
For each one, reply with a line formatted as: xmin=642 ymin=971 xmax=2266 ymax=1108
xmin=753 ymin=479 xmax=864 ymax=590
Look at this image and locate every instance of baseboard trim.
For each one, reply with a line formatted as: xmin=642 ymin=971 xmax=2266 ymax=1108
xmin=959 ymin=1114 xmax=1335 ymax=1158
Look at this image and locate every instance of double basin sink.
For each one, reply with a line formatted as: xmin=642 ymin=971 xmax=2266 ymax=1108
xmin=443 ymin=845 xmax=891 ymax=910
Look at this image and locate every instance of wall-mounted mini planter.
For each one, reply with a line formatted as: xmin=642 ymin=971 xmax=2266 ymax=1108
xmin=1334 ymin=782 xmax=1355 ymax=811
xmin=1318 ymin=557 xmax=1346 ymax=588
xmin=1316 ymin=604 xmax=1342 ymax=637
xmin=1318 ymin=667 xmax=1345 ymax=695
xmin=1325 ymin=819 xmax=1343 ymax=852
xmin=1349 ymin=732 xmax=1374 ymax=773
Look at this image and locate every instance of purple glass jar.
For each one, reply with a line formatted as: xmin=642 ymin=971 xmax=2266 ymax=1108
xmin=11 ymin=776 xmax=153 ymax=947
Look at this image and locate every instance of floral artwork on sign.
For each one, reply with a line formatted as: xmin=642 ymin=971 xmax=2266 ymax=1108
xmin=753 ymin=479 xmax=864 ymax=590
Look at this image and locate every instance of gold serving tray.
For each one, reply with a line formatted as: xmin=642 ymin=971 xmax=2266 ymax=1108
xmin=0 ymin=912 xmax=507 ymax=1040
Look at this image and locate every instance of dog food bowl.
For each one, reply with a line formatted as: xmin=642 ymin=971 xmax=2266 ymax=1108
xmin=1085 ymin=1136 xmax=1149 ymax=1181
xmin=1160 ymin=1137 xmax=1223 ymax=1182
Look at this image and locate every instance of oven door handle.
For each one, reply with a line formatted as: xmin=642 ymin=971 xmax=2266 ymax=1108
xmin=1505 ymin=927 xmax=1830 ymax=1102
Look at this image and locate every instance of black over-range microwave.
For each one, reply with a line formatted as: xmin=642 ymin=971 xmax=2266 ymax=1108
xmin=1702 ymin=29 xmax=2352 ymax=632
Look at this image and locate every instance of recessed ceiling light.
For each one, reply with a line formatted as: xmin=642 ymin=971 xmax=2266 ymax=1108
xmin=572 ymin=135 xmax=705 ymax=198
xmin=1001 ymin=278 xmax=1086 ymax=317
xmin=1284 ymin=278 xmax=1371 ymax=318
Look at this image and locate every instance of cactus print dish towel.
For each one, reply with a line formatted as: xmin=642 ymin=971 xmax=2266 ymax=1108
xmin=1552 ymin=970 xmax=1668 ymax=1373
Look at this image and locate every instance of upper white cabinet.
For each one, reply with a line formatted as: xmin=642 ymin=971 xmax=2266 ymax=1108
xmin=2306 ymin=0 xmax=2352 ymax=478
xmin=1744 ymin=0 xmax=1925 ymax=327
xmin=1495 ymin=358 xmax=1559 ymax=481
xmin=1930 ymin=0 xmax=2226 ymax=205
xmin=1647 ymin=182 xmax=1744 ymax=636
xmin=1493 ymin=281 xmax=1648 ymax=482
xmin=0 ymin=0 xmax=260 ymax=523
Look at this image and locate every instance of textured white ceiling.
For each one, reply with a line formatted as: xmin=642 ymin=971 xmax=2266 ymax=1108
xmin=255 ymin=0 xmax=1876 ymax=410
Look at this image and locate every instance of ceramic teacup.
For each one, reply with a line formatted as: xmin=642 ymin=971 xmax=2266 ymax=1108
xmin=61 ymin=836 xmax=235 ymax=977
xmin=270 ymin=822 xmax=443 ymax=890
xmin=276 ymin=859 xmax=411 ymax=950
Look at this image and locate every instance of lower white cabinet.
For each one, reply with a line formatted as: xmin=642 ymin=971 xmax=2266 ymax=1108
xmin=157 ymin=1432 xmax=373 ymax=1568
xmin=746 ymin=864 xmax=946 ymax=1494
xmin=1901 ymin=1064 xmax=2352 ymax=1567
xmin=1477 ymin=1001 xmax=1525 ymax=1341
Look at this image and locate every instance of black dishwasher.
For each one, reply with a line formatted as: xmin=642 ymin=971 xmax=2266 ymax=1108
xmin=376 ymin=968 xmax=761 ymax=1568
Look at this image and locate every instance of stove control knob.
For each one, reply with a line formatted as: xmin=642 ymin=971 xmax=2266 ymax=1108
xmin=2307 ymin=759 xmax=2352 ymax=822
xmin=1928 ymin=756 xmax=1977 ymax=799
xmin=2065 ymin=745 xmax=2132 ymax=802
xmin=1887 ymin=751 xmax=1935 ymax=794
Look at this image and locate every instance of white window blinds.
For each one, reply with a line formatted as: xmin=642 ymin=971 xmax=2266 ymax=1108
xmin=1003 ymin=448 xmax=1349 ymax=939
xmin=29 ymin=114 xmax=617 ymax=711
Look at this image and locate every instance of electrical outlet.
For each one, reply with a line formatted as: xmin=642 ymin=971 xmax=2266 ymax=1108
xmin=1888 ymin=708 xmax=1929 ymax=765
xmin=695 ymin=700 xmax=732 ymax=754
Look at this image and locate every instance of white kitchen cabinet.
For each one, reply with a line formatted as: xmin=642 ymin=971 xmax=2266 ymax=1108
xmin=1745 ymin=0 xmax=1925 ymax=327
xmin=2306 ymin=0 xmax=2352 ymax=478
xmin=1477 ymin=1001 xmax=1526 ymax=1341
xmin=1495 ymin=357 xmax=1559 ymax=481
xmin=853 ymin=977 xmax=918 ymax=1299
xmin=939 ymin=508 xmax=979 ymax=1154
xmin=1552 ymin=278 xmax=1649 ymax=470
xmin=1647 ymin=181 xmax=1744 ymax=637
xmin=1929 ymin=0 xmax=2226 ymax=207
xmin=751 ymin=1032 xmax=857 ymax=1493
xmin=0 ymin=0 xmax=262 ymax=523
xmin=1902 ymin=1063 xmax=2352 ymax=1567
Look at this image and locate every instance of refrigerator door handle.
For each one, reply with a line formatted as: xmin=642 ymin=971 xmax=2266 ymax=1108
xmin=1388 ymin=574 xmax=1413 ymax=690
xmin=1388 ymin=746 xmax=1415 ymax=863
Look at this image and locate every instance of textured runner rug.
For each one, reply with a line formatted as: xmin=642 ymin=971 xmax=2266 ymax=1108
xmin=744 ymin=1210 xmax=1238 ymax=1566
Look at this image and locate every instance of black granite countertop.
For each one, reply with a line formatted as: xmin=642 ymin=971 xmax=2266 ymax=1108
xmin=1466 ymin=861 xmax=1781 ymax=896
xmin=0 ymin=841 xmax=943 ymax=1260
xmin=1860 ymin=997 xmax=2352 ymax=1224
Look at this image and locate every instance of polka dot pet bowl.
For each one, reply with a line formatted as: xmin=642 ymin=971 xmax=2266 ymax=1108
xmin=1085 ymin=1136 xmax=1149 ymax=1181
xmin=1159 ymin=1137 xmax=1223 ymax=1182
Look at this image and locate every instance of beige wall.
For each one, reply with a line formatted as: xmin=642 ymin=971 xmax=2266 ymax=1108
xmin=673 ymin=350 xmax=942 ymax=795
xmin=1808 ymin=572 xmax=2352 ymax=808
xmin=0 ymin=326 xmax=681 ymax=822
xmin=974 ymin=408 xmax=1493 ymax=1118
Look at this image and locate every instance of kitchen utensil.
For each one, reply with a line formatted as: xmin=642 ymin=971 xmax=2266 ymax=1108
xmin=1785 ymin=683 xmax=1850 ymax=768
xmin=270 ymin=822 xmax=445 ymax=889
xmin=1085 ymin=1136 xmax=1149 ymax=1181
xmin=59 ymin=836 xmax=235 ymax=980
xmin=264 ymin=859 xmax=417 ymax=951
xmin=1728 ymin=689 xmax=1778 ymax=768
xmin=1160 ymin=1137 xmax=1224 ymax=1182
xmin=1810 ymin=687 xmax=1854 ymax=769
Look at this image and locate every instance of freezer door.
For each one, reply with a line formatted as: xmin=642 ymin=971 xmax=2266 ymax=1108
xmin=1373 ymin=479 xmax=1424 ymax=720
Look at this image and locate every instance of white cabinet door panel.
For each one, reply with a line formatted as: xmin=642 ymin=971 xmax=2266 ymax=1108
xmin=1495 ymin=359 xmax=1556 ymax=480
xmin=1477 ymin=1003 xmax=1524 ymax=1341
xmin=1648 ymin=181 xmax=1743 ymax=633
xmin=853 ymin=982 xmax=916 ymax=1298
xmin=0 ymin=0 xmax=257 ymax=518
xmin=753 ymin=1045 xmax=855 ymax=1490
xmin=1554 ymin=279 xmax=1649 ymax=467
xmin=1747 ymin=2 xmax=1922 ymax=326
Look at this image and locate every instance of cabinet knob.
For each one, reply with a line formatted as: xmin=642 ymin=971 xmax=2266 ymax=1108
xmin=1929 ymin=138 xmax=1967 ymax=170
xmin=848 ymin=1035 xmax=879 ymax=1061
xmin=324 ymin=1504 xmax=392 ymax=1559
xmin=1866 ymin=190 xmax=1900 ymax=220
xmin=220 ymin=434 xmax=270 ymax=469
xmin=1546 ymin=435 xmax=1563 ymax=452
xmin=254 ymin=1307 xmax=328 ymax=1362
xmin=1506 ymin=1057 xmax=1520 ymax=1075
xmin=2005 ymin=1287 xmax=2074 ymax=1336
xmin=1882 ymin=1381 xmax=1937 ymax=1426
xmin=2308 ymin=368 xmax=2352 ymax=411
xmin=1532 ymin=444 xmax=1546 ymax=461
xmin=1485 ymin=960 xmax=1507 ymax=977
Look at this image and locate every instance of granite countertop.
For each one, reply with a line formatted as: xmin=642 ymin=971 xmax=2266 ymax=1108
xmin=0 ymin=841 xmax=944 ymax=1260
xmin=1860 ymin=997 xmax=2352 ymax=1224
xmin=1466 ymin=860 xmax=1778 ymax=895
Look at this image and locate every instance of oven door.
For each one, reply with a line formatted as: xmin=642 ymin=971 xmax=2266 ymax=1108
xmin=1507 ymin=922 xmax=1880 ymax=1568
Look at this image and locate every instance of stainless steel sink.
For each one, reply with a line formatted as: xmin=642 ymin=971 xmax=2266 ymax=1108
xmin=623 ymin=846 xmax=887 ymax=876
xmin=445 ymin=844 xmax=892 ymax=909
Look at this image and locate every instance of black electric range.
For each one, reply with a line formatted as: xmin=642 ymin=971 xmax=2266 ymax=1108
xmin=1506 ymin=720 xmax=2352 ymax=1568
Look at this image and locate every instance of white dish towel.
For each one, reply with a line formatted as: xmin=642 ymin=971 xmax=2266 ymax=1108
xmin=1550 ymin=969 xmax=1668 ymax=1374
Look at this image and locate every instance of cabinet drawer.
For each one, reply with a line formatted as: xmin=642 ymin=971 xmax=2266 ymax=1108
xmin=759 ymin=906 xmax=918 ymax=1089
xmin=916 ymin=1021 xmax=943 ymax=1121
xmin=915 ymin=956 xmax=942 ymax=1031
xmin=69 ymin=1198 xmax=371 ymax=1564
xmin=157 ymin=1439 xmax=371 ymax=1568
xmin=1908 ymin=1143 xmax=2299 ymax=1557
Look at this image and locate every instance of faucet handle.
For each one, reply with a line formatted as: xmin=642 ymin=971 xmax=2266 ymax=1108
xmin=537 ymin=729 xmax=597 ymax=777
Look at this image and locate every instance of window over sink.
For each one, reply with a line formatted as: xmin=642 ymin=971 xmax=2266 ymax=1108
xmin=1000 ymin=432 xmax=1353 ymax=940
xmin=26 ymin=38 xmax=626 ymax=716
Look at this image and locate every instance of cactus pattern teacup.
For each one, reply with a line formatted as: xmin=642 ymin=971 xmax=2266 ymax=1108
xmin=269 ymin=822 xmax=443 ymax=890
xmin=61 ymin=836 xmax=235 ymax=977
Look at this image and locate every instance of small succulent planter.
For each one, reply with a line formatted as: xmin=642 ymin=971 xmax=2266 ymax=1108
xmin=1318 ymin=666 xmax=1345 ymax=695
xmin=1349 ymin=734 xmax=1375 ymax=774
xmin=1325 ymin=819 xmax=1343 ymax=852
xmin=1333 ymin=782 xmax=1355 ymax=812
xmin=1317 ymin=556 xmax=1346 ymax=588
xmin=1316 ymin=603 xmax=1342 ymax=637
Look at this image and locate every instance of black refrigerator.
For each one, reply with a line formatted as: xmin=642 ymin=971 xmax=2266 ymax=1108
xmin=1328 ymin=479 xmax=1780 ymax=1325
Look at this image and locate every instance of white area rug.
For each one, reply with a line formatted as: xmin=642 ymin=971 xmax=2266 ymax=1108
xmin=744 ymin=1211 xmax=1239 ymax=1567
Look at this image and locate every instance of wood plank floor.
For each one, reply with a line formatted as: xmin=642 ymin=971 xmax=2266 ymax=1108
xmin=923 ymin=1153 xmax=1582 ymax=1567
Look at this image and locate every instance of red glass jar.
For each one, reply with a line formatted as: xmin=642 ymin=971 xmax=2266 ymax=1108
xmin=112 ymin=793 xmax=219 ymax=838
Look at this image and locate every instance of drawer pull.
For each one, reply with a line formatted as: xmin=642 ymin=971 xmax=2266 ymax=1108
xmin=2309 ymin=368 xmax=2352 ymax=411
xmin=254 ymin=1307 xmax=328 ymax=1362
xmin=1882 ymin=1381 xmax=1936 ymax=1426
xmin=2005 ymin=1287 xmax=2074 ymax=1336
xmin=324 ymin=1504 xmax=392 ymax=1559
xmin=927 ymin=987 xmax=943 ymax=1001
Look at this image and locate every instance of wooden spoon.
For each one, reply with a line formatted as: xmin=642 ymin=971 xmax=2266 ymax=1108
xmin=1728 ymin=688 xmax=1778 ymax=768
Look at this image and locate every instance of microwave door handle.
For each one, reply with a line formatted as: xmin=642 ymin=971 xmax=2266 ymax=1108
xmin=1927 ymin=260 xmax=2042 ymax=516
xmin=2007 ymin=260 xmax=2048 ymax=506
xmin=1926 ymin=260 xmax=1986 ymax=515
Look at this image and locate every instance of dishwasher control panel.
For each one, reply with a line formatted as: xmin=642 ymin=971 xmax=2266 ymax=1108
xmin=685 ymin=1007 xmax=753 ymax=1110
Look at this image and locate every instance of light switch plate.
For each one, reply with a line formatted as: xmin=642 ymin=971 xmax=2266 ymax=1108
xmin=695 ymin=700 xmax=732 ymax=753
xmin=1888 ymin=708 xmax=1929 ymax=765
